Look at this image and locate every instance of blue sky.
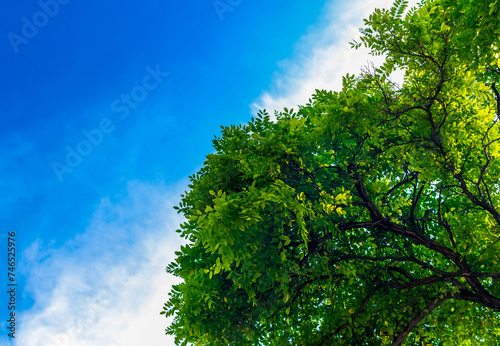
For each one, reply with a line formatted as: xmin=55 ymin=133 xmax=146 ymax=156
xmin=1 ymin=0 xmax=416 ymax=345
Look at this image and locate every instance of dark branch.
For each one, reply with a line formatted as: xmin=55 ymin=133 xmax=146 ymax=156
xmin=390 ymin=296 xmax=446 ymax=346
xmin=492 ymin=82 xmax=500 ymax=117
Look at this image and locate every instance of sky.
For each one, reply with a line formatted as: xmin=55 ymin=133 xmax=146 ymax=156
xmin=1 ymin=0 xmax=418 ymax=345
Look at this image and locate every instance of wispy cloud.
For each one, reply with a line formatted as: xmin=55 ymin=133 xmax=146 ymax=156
xmin=251 ymin=0 xmax=418 ymax=116
xmin=15 ymin=180 xmax=188 ymax=346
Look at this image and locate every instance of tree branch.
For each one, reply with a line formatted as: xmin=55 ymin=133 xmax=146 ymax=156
xmin=492 ymin=82 xmax=500 ymax=117
xmin=390 ymin=296 xmax=445 ymax=346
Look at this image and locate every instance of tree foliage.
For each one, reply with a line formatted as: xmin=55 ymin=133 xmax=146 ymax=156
xmin=162 ymin=0 xmax=500 ymax=344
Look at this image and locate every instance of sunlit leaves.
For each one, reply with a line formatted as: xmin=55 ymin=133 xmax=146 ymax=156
xmin=163 ymin=0 xmax=500 ymax=344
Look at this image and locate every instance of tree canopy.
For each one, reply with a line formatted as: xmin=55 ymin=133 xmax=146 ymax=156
xmin=162 ymin=0 xmax=500 ymax=344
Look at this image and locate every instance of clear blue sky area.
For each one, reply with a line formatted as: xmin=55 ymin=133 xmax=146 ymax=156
xmin=1 ymin=0 xmax=330 ymax=343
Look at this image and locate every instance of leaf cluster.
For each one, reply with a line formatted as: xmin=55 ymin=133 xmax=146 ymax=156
xmin=163 ymin=0 xmax=500 ymax=344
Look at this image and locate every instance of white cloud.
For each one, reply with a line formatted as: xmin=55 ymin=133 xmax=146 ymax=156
xmin=251 ymin=0 xmax=419 ymax=116
xmin=15 ymin=180 xmax=188 ymax=346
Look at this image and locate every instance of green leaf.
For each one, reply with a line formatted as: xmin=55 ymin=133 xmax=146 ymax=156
xmin=162 ymin=1 xmax=500 ymax=344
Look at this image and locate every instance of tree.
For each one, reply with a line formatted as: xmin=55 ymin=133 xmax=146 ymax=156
xmin=162 ymin=0 xmax=500 ymax=344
